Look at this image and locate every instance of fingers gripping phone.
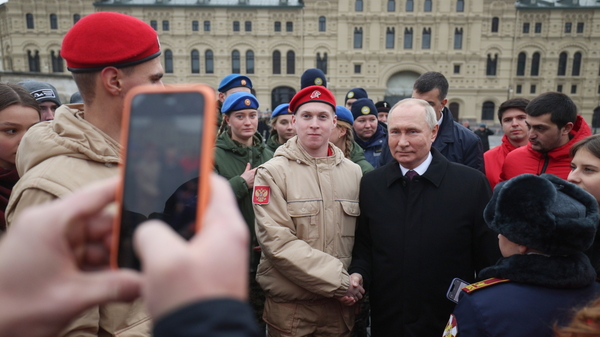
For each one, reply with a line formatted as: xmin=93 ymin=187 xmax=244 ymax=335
xmin=111 ymin=84 xmax=216 ymax=270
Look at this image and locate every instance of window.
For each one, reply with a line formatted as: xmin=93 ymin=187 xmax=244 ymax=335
xmin=486 ymin=54 xmax=497 ymax=76
xmin=577 ymin=22 xmax=584 ymax=33
xmin=205 ymin=50 xmax=214 ymax=73
xmin=424 ymin=0 xmax=432 ymax=12
xmin=355 ymin=0 xmax=363 ymax=11
xmin=491 ymin=17 xmax=499 ymax=33
xmin=454 ymin=64 xmax=461 ymax=74
xmin=204 ymin=21 xmax=211 ymax=31
xmin=286 ymin=22 xmax=293 ymax=32
xmin=245 ymin=21 xmax=252 ymax=32
xmin=404 ymin=28 xmax=413 ymax=49
xmin=481 ymin=101 xmax=495 ymax=120
xmin=388 ymin=0 xmax=396 ymax=11
xmin=73 ymin=14 xmax=80 ymax=24
xmin=26 ymin=13 xmax=34 ymax=29
xmin=274 ymin=21 xmax=281 ymax=31
xmin=150 ymin=20 xmax=157 ymax=30
xmin=354 ymin=27 xmax=363 ymax=49
xmin=233 ymin=21 xmax=240 ymax=32
xmin=28 ymin=50 xmax=40 ymax=72
xmin=232 ymin=50 xmax=240 ymax=73
xmin=273 ymin=51 xmax=281 ymax=74
xmin=572 ymin=85 xmax=577 ymax=94
xmin=516 ymin=85 xmax=522 ymax=94
xmin=530 ymin=85 xmax=536 ymax=94
xmin=163 ymin=20 xmax=170 ymax=31
xmin=316 ymin=53 xmax=328 ymax=74
xmin=165 ymin=50 xmax=173 ymax=73
xmin=454 ymin=28 xmax=463 ymax=49
xmin=246 ymin=50 xmax=254 ymax=74
xmin=557 ymin=52 xmax=567 ymax=76
xmin=534 ymin=22 xmax=541 ymax=33
xmin=192 ymin=21 xmax=199 ymax=31
xmin=517 ymin=52 xmax=526 ymax=76
xmin=565 ymin=22 xmax=572 ymax=33
xmin=191 ymin=50 xmax=200 ymax=74
xmin=531 ymin=52 xmax=540 ymax=76
xmin=354 ymin=64 xmax=361 ymax=74
xmin=319 ymin=16 xmax=326 ymax=31
xmin=572 ymin=52 xmax=582 ymax=76
xmin=422 ymin=28 xmax=431 ymax=49
xmin=286 ymin=51 xmax=295 ymax=74
xmin=406 ymin=0 xmax=413 ymax=11
xmin=557 ymin=84 xmax=563 ymax=92
xmin=449 ymin=103 xmax=460 ymax=120
xmin=523 ymin=22 xmax=530 ymax=33
xmin=456 ymin=0 xmax=464 ymax=12
xmin=386 ymin=28 xmax=395 ymax=49
xmin=51 ymin=51 xmax=63 ymax=73
xmin=50 ymin=14 xmax=57 ymax=29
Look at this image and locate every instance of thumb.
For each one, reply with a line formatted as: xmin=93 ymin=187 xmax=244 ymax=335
xmin=244 ymin=162 xmax=252 ymax=172
xmin=134 ymin=220 xmax=187 ymax=272
xmin=71 ymin=269 xmax=142 ymax=309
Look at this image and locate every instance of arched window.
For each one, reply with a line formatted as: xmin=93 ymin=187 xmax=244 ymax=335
xmin=388 ymin=0 xmax=396 ymax=11
xmin=531 ymin=52 xmax=540 ymax=76
xmin=316 ymin=53 xmax=328 ymax=74
xmin=273 ymin=50 xmax=281 ymax=74
xmin=355 ymin=0 xmax=363 ymax=11
xmin=516 ymin=52 xmax=526 ymax=76
xmin=319 ymin=16 xmax=326 ymax=32
xmin=191 ymin=50 xmax=200 ymax=74
xmin=231 ymin=50 xmax=240 ymax=73
xmin=422 ymin=28 xmax=431 ymax=49
xmin=424 ymin=0 xmax=432 ymax=12
xmin=482 ymin=101 xmax=495 ymax=120
xmin=26 ymin=13 xmax=34 ymax=29
xmin=406 ymin=0 xmax=414 ymax=11
xmin=286 ymin=50 xmax=295 ymax=74
xmin=51 ymin=51 xmax=63 ymax=73
xmin=386 ymin=27 xmax=395 ymax=49
xmin=557 ymin=52 xmax=567 ymax=76
xmin=486 ymin=54 xmax=497 ymax=76
xmin=50 ymin=14 xmax=58 ymax=29
xmin=404 ymin=28 xmax=413 ymax=49
xmin=449 ymin=102 xmax=460 ymax=121
xmin=491 ymin=17 xmax=499 ymax=33
xmin=456 ymin=0 xmax=464 ymax=12
xmin=572 ymin=52 xmax=582 ymax=76
xmin=164 ymin=49 xmax=173 ymax=73
xmin=246 ymin=50 xmax=254 ymax=74
xmin=73 ymin=14 xmax=80 ymax=24
xmin=28 ymin=50 xmax=40 ymax=72
xmin=205 ymin=50 xmax=214 ymax=74
xmin=271 ymin=86 xmax=296 ymax=109
xmin=454 ymin=28 xmax=463 ymax=49
xmin=354 ymin=27 xmax=363 ymax=49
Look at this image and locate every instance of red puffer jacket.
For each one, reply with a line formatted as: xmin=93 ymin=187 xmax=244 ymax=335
xmin=484 ymin=135 xmax=518 ymax=190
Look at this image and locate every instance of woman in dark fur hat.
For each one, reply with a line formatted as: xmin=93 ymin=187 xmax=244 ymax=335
xmin=443 ymin=174 xmax=600 ymax=337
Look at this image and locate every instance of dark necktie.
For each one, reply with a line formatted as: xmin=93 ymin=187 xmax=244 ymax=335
xmin=405 ymin=170 xmax=419 ymax=181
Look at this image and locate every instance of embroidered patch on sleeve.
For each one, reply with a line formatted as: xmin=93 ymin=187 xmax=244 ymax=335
xmin=443 ymin=314 xmax=457 ymax=337
xmin=253 ymin=186 xmax=270 ymax=205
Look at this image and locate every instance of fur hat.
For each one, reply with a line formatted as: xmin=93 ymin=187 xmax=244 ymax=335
xmin=484 ymin=174 xmax=599 ymax=255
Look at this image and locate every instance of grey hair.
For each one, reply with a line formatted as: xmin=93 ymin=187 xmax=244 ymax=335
xmin=390 ymin=98 xmax=437 ymax=130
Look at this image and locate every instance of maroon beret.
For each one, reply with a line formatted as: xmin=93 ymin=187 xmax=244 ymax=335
xmin=61 ymin=12 xmax=161 ymax=73
xmin=289 ymin=85 xmax=336 ymax=113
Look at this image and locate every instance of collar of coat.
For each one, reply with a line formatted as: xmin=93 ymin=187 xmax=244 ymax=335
xmin=433 ymin=107 xmax=455 ymax=145
xmin=274 ymin=136 xmax=345 ymax=166
xmin=384 ymin=147 xmax=447 ymax=188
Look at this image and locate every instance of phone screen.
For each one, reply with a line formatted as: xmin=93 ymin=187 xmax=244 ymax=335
xmin=118 ymin=91 xmax=205 ymax=269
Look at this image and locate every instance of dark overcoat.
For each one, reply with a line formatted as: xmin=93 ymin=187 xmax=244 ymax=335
xmin=349 ymin=147 xmax=501 ymax=337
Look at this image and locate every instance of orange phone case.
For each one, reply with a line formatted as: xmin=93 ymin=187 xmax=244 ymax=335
xmin=110 ymin=84 xmax=216 ymax=269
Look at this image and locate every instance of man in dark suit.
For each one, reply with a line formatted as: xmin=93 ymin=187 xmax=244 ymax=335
xmin=349 ymin=98 xmax=500 ymax=337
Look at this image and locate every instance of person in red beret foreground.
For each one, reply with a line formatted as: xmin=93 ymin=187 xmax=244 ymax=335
xmin=5 ymin=11 xmax=164 ymax=337
xmin=252 ymin=86 xmax=364 ymax=336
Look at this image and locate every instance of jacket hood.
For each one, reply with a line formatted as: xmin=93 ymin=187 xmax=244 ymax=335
xmin=354 ymin=122 xmax=387 ymax=148
xmin=274 ymin=135 xmax=346 ymax=166
xmin=526 ymin=114 xmax=591 ymax=160
xmin=16 ymin=105 xmax=121 ymax=175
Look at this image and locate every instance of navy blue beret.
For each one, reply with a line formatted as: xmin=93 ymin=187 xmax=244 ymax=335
xmin=271 ymin=103 xmax=291 ymax=118
xmin=221 ymin=92 xmax=259 ymax=114
xmin=218 ymin=74 xmax=253 ymax=93
xmin=335 ymin=105 xmax=354 ymax=125
xmin=301 ymin=68 xmax=327 ymax=89
xmin=345 ymin=88 xmax=368 ymax=103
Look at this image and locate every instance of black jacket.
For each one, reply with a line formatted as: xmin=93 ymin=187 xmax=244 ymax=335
xmin=350 ymin=148 xmax=500 ymax=337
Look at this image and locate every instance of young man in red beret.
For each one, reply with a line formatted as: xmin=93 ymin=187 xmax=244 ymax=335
xmin=252 ymin=86 xmax=364 ymax=336
xmin=6 ymin=11 xmax=163 ymax=337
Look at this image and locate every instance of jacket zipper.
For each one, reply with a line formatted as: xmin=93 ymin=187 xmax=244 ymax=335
xmin=540 ymin=153 xmax=549 ymax=174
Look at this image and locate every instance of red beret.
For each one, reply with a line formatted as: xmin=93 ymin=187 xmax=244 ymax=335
xmin=289 ymin=85 xmax=336 ymax=113
xmin=62 ymin=12 xmax=161 ymax=72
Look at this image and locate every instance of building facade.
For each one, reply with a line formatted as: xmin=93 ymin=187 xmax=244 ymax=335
xmin=0 ymin=0 xmax=599 ymax=125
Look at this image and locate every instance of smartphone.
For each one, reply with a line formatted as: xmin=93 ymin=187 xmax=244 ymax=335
xmin=446 ymin=278 xmax=469 ymax=303
xmin=111 ymin=84 xmax=216 ymax=270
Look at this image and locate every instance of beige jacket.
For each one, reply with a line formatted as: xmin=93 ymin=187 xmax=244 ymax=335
xmin=253 ymin=136 xmax=362 ymax=302
xmin=6 ymin=105 xmax=151 ymax=337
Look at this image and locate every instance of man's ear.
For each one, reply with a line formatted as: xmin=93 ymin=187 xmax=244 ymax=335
xmin=100 ymin=67 xmax=121 ymax=97
xmin=431 ymin=124 xmax=439 ymax=143
xmin=218 ymin=92 xmax=226 ymax=103
xmin=441 ymin=98 xmax=448 ymax=108
xmin=561 ymin=122 xmax=574 ymax=136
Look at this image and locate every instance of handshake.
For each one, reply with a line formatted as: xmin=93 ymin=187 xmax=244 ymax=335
xmin=337 ymin=273 xmax=365 ymax=306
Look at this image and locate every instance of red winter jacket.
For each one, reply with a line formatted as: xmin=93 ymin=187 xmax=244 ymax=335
xmin=484 ymin=135 xmax=518 ymax=190
xmin=500 ymin=115 xmax=591 ymax=181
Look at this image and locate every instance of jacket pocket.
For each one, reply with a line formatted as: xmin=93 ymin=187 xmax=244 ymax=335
xmin=338 ymin=200 xmax=360 ymax=258
xmin=287 ymin=200 xmax=321 ymax=241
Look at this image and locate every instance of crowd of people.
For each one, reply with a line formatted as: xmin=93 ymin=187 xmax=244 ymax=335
xmin=3 ymin=10 xmax=600 ymax=337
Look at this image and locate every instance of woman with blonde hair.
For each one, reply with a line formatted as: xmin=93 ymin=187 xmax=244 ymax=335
xmin=266 ymin=103 xmax=295 ymax=152
xmin=329 ymin=105 xmax=373 ymax=174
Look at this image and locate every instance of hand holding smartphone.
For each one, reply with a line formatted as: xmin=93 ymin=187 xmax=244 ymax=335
xmin=111 ymin=84 xmax=216 ymax=270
